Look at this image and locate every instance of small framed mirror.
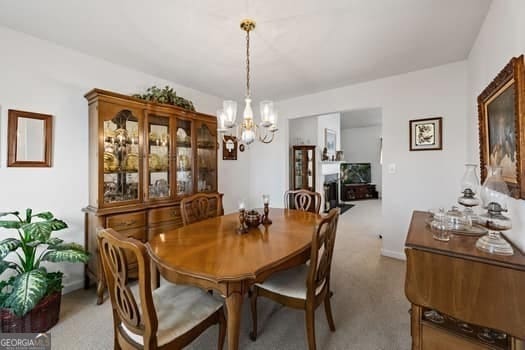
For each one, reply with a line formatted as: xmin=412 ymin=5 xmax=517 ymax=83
xmin=8 ymin=109 xmax=53 ymax=167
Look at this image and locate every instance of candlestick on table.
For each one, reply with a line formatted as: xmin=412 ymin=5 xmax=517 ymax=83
xmin=262 ymin=194 xmax=272 ymax=225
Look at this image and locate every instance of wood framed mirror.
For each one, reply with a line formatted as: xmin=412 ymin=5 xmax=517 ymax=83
xmin=8 ymin=109 xmax=53 ymax=167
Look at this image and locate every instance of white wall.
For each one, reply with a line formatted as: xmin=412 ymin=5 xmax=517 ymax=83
xmin=0 ymin=26 xmax=228 ymax=292
xmin=467 ymin=0 xmax=525 ymax=252
xmin=341 ymin=125 xmax=383 ymax=195
xmin=289 ymin=116 xmax=317 ymax=146
xmin=255 ymin=61 xmax=468 ymax=260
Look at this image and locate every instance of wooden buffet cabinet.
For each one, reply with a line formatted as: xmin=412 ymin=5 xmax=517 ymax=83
xmin=83 ymin=89 xmax=219 ymax=304
xmin=405 ymin=211 xmax=525 ymax=350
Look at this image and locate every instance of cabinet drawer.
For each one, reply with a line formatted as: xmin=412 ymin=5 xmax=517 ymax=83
xmin=106 ymin=212 xmax=146 ymax=231
xmin=148 ymin=206 xmax=181 ymax=225
xmin=148 ymin=221 xmax=183 ymax=240
xmin=422 ymin=323 xmax=488 ymax=350
xmin=119 ymin=227 xmax=146 ymax=242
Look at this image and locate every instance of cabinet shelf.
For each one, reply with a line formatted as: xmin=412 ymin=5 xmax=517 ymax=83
xmin=176 ymin=141 xmax=192 ymax=148
xmin=104 ymin=170 xmax=139 ymax=175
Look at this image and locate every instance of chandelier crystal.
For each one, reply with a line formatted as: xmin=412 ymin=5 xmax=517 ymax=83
xmin=217 ymin=19 xmax=278 ymax=146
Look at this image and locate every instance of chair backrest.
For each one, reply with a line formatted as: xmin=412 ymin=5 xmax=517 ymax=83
xmin=307 ymin=208 xmax=340 ymax=298
xmin=284 ymin=189 xmax=322 ymax=214
xmin=98 ymin=228 xmax=158 ymax=349
xmin=180 ymin=193 xmax=224 ymax=226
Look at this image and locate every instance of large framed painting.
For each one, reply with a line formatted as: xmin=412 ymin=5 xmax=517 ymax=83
xmin=409 ymin=117 xmax=442 ymax=151
xmin=478 ymin=55 xmax=525 ymax=199
xmin=324 ymin=128 xmax=336 ymax=157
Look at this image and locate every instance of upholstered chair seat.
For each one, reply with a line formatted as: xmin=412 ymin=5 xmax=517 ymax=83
xmin=255 ymin=265 xmax=326 ymax=300
xmin=122 ymin=284 xmax=223 ymax=346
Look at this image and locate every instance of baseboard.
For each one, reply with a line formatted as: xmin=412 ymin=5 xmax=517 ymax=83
xmin=380 ymin=249 xmax=406 ymax=261
xmin=62 ymin=279 xmax=84 ymax=295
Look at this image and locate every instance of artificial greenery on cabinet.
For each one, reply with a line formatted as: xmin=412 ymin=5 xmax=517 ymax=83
xmin=132 ymin=85 xmax=196 ymax=111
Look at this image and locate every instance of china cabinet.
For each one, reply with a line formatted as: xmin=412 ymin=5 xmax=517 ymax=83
xmin=291 ymin=145 xmax=316 ymax=191
xmin=83 ymin=89 xmax=219 ymax=304
xmin=289 ymin=145 xmax=316 ymax=211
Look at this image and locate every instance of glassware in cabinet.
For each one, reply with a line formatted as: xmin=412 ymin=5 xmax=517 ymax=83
xmin=145 ymin=114 xmax=172 ymax=201
xmin=102 ymin=108 xmax=141 ymax=205
xmin=196 ymin=122 xmax=217 ymax=192
xmin=176 ymin=118 xmax=194 ymax=196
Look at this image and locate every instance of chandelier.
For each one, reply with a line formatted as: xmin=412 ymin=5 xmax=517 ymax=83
xmin=217 ymin=19 xmax=278 ymax=145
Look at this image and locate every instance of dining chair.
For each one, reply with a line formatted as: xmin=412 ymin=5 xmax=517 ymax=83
xmin=180 ymin=193 xmax=224 ymax=226
xmin=98 ymin=228 xmax=226 ymax=350
xmin=249 ymin=208 xmax=340 ymax=350
xmin=284 ymin=189 xmax=322 ymax=214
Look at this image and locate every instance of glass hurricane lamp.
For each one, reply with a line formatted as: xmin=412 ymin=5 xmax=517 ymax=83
xmin=476 ymin=166 xmax=514 ymax=256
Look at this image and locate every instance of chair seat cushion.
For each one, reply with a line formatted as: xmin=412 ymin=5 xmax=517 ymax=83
xmin=121 ymin=284 xmax=222 ymax=346
xmin=256 ymin=264 xmax=313 ymax=300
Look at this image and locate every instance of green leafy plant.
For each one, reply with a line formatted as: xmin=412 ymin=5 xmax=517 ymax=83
xmin=132 ymin=85 xmax=196 ymax=111
xmin=0 ymin=209 xmax=89 ymax=316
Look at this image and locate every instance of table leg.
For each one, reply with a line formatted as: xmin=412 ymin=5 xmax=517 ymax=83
xmin=225 ymin=291 xmax=243 ymax=350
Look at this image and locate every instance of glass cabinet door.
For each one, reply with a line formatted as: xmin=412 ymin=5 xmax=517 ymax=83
xmin=307 ymin=149 xmax=314 ymax=190
xmin=145 ymin=114 xmax=172 ymax=201
xmin=196 ymin=122 xmax=217 ymax=192
xmin=294 ymin=149 xmax=303 ymax=189
xmin=176 ymin=118 xmax=193 ymax=197
xmin=102 ymin=106 xmax=141 ymax=205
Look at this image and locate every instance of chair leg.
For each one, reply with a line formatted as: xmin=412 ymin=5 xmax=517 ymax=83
xmin=305 ymin=308 xmax=317 ymax=350
xmin=324 ymin=294 xmax=336 ymax=331
xmin=217 ymin=308 xmax=227 ymax=350
xmin=249 ymin=287 xmax=258 ymax=341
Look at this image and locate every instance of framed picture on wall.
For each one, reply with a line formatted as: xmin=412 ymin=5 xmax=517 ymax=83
xmin=324 ymin=128 xmax=336 ymax=157
xmin=222 ymin=135 xmax=238 ymax=160
xmin=478 ymin=55 xmax=525 ymax=199
xmin=409 ymin=117 xmax=443 ymax=151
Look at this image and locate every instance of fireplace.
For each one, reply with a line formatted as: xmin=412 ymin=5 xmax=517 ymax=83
xmin=323 ymin=174 xmax=339 ymax=212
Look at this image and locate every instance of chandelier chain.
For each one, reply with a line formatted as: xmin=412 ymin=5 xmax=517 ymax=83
xmin=246 ymin=29 xmax=250 ymax=98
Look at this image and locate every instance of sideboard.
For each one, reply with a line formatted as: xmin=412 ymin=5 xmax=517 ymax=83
xmin=405 ymin=211 xmax=525 ymax=350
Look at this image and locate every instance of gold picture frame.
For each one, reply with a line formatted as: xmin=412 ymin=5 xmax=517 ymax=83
xmin=478 ymin=55 xmax=525 ymax=199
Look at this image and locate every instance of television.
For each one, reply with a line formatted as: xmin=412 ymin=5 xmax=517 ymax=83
xmin=340 ymin=163 xmax=372 ymax=184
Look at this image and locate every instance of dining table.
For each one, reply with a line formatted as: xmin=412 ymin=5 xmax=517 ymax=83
xmin=146 ymin=207 xmax=322 ymax=350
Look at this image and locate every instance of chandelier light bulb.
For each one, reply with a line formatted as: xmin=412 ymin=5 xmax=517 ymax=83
xmin=217 ymin=109 xmax=227 ymax=132
xmin=243 ymin=97 xmax=254 ymax=121
xmin=260 ymin=100 xmax=274 ymax=127
xmin=223 ymin=100 xmax=237 ymax=128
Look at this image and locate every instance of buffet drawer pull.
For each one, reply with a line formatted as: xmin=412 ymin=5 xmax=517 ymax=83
xmin=122 ymin=220 xmax=136 ymax=226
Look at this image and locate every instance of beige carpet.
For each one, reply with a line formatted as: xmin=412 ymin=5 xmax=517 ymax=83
xmin=52 ymin=200 xmax=411 ymax=349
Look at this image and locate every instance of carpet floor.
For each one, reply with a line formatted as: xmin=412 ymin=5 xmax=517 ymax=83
xmin=52 ymin=199 xmax=411 ymax=349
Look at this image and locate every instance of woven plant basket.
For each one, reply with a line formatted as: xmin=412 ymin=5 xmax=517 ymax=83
xmin=1 ymin=291 xmax=61 ymax=333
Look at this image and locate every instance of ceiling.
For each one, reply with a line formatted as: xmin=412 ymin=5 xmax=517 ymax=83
xmin=341 ymin=108 xmax=382 ymax=129
xmin=0 ymin=0 xmax=491 ymax=100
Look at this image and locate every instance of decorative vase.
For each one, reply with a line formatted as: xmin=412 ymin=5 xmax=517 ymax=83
xmin=0 ymin=291 xmax=61 ymax=333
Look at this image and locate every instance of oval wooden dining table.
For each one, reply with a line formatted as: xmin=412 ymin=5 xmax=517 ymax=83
xmin=147 ymin=208 xmax=322 ymax=350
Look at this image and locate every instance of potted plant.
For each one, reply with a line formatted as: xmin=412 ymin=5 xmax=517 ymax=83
xmin=0 ymin=209 xmax=89 ymax=332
